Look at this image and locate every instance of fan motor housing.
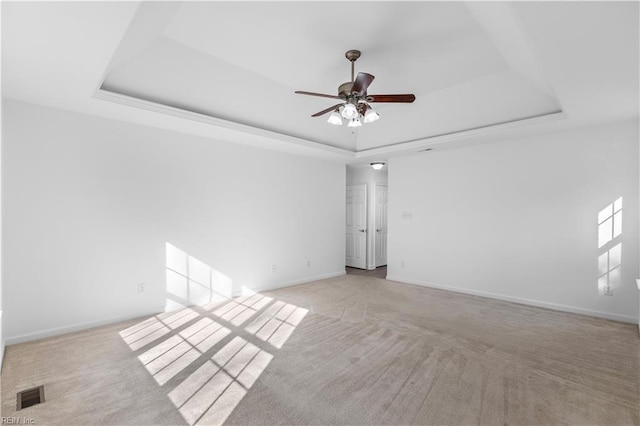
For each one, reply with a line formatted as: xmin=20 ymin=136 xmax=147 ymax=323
xmin=338 ymin=82 xmax=354 ymax=97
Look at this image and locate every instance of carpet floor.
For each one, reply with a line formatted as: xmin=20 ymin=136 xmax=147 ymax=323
xmin=2 ymin=273 xmax=638 ymax=425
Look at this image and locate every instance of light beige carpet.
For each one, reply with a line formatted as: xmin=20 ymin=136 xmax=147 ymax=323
xmin=2 ymin=274 xmax=638 ymax=425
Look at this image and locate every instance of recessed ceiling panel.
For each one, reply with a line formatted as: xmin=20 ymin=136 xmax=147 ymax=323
xmin=101 ymin=1 xmax=562 ymax=152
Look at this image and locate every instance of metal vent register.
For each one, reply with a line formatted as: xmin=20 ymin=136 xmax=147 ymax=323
xmin=16 ymin=385 xmax=45 ymax=410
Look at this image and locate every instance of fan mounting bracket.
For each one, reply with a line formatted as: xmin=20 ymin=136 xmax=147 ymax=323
xmin=345 ymin=49 xmax=361 ymax=62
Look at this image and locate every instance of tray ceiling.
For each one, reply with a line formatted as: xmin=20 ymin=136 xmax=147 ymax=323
xmin=3 ymin=1 xmax=637 ymax=161
xmin=100 ymin=2 xmax=562 ymax=153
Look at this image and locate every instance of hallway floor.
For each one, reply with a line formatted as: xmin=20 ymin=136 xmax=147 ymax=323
xmin=345 ymin=265 xmax=387 ymax=279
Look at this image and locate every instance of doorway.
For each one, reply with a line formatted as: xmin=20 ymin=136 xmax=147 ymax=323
xmin=345 ymin=165 xmax=389 ymax=271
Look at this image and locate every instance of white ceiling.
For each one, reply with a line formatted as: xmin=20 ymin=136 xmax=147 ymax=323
xmin=2 ymin=1 xmax=638 ymax=163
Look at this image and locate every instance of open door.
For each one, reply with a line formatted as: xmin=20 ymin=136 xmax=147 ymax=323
xmin=346 ymin=184 xmax=367 ymax=269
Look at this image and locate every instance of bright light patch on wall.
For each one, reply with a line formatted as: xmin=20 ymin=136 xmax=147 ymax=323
xmin=166 ymin=243 xmax=233 ymax=312
xmin=597 ymin=198 xmax=622 ymax=296
xmin=597 ymin=198 xmax=622 ymax=248
xmin=598 ymin=243 xmax=621 ymax=296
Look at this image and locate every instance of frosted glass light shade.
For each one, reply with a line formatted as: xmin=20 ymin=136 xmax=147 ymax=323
xmin=363 ymin=108 xmax=380 ymax=123
xmin=342 ymin=103 xmax=358 ymax=119
xmin=327 ymin=111 xmax=343 ymax=125
xmin=370 ymin=162 xmax=385 ymax=170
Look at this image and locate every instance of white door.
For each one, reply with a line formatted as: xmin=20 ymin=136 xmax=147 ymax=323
xmin=375 ymin=185 xmax=388 ymax=267
xmin=346 ymin=184 xmax=367 ymax=269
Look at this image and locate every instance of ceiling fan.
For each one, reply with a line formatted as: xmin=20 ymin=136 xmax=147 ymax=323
xmin=295 ymin=50 xmax=415 ymax=127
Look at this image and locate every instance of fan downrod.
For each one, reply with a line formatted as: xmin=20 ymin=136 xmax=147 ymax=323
xmin=342 ymin=50 xmax=361 ymax=94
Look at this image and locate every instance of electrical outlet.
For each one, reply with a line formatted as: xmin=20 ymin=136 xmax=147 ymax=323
xmin=307 ymin=260 xmax=311 ymax=267
xmin=271 ymin=264 xmax=277 ymax=273
xmin=400 ymin=261 xmax=405 ymax=268
xmin=137 ymin=283 xmax=145 ymax=293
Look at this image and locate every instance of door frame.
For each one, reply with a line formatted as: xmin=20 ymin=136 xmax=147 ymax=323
xmin=374 ymin=183 xmax=388 ymax=268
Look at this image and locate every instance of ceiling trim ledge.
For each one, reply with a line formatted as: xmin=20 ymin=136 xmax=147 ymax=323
xmin=354 ymin=110 xmax=567 ymax=158
xmin=93 ymin=88 xmax=355 ymax=160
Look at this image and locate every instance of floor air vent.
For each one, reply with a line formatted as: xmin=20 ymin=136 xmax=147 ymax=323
xmin=17 ymin=385 xmax=45 ymax=410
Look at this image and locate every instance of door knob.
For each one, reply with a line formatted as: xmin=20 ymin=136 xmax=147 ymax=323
xmin=376 ymin=229 xmax=381 ymax=233
xmin=358 ymin=229 xmax=366 ymax=233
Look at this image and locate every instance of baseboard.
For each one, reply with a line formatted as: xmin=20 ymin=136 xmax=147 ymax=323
xmin=5 ymin=307 xmax=164 ymax=346
xmin=4 ymin=272 xmax=347 ymax=345
xmin=234 ymin=271 xmax=346 ymax=296
xmin=637 ymin=279 xmax=640 ymax=334
xmin=386 ymin=275 xmax=639 ymax=324
xmin=0 ymin=311 xmax=4 ymax=373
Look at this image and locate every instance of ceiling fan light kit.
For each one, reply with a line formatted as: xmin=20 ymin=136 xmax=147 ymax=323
xmin=295 ymin=50 xmax=415 ymax=127
xmin=363 ymin=108 xmax=380 ymax=123
xmin=327 ymin=110 xmax=343 ymax=125
xmin=342 ymin=103 xmax=358 ymax=119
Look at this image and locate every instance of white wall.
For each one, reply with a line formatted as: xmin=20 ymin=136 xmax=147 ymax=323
xmin=2 ymin=100 xmax=345 ymax=343
xmin=388 ymin=120 xmax=639 ymax=323
xmin=346 ymin=165 xmax=388 ymax=269
xmin=0 ymin=89 xmax=3 ymax=368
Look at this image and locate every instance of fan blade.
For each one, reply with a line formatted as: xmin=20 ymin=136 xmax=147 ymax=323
xmin=350 ymin=72 xmax=375 ymax=96
xmin=295 ymin=91 xmax=343 ymax=100
xmin=311 ymin=103 xmax=344 ymax=117
xmin=366 ymin=94 xmax=416 ymax=103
